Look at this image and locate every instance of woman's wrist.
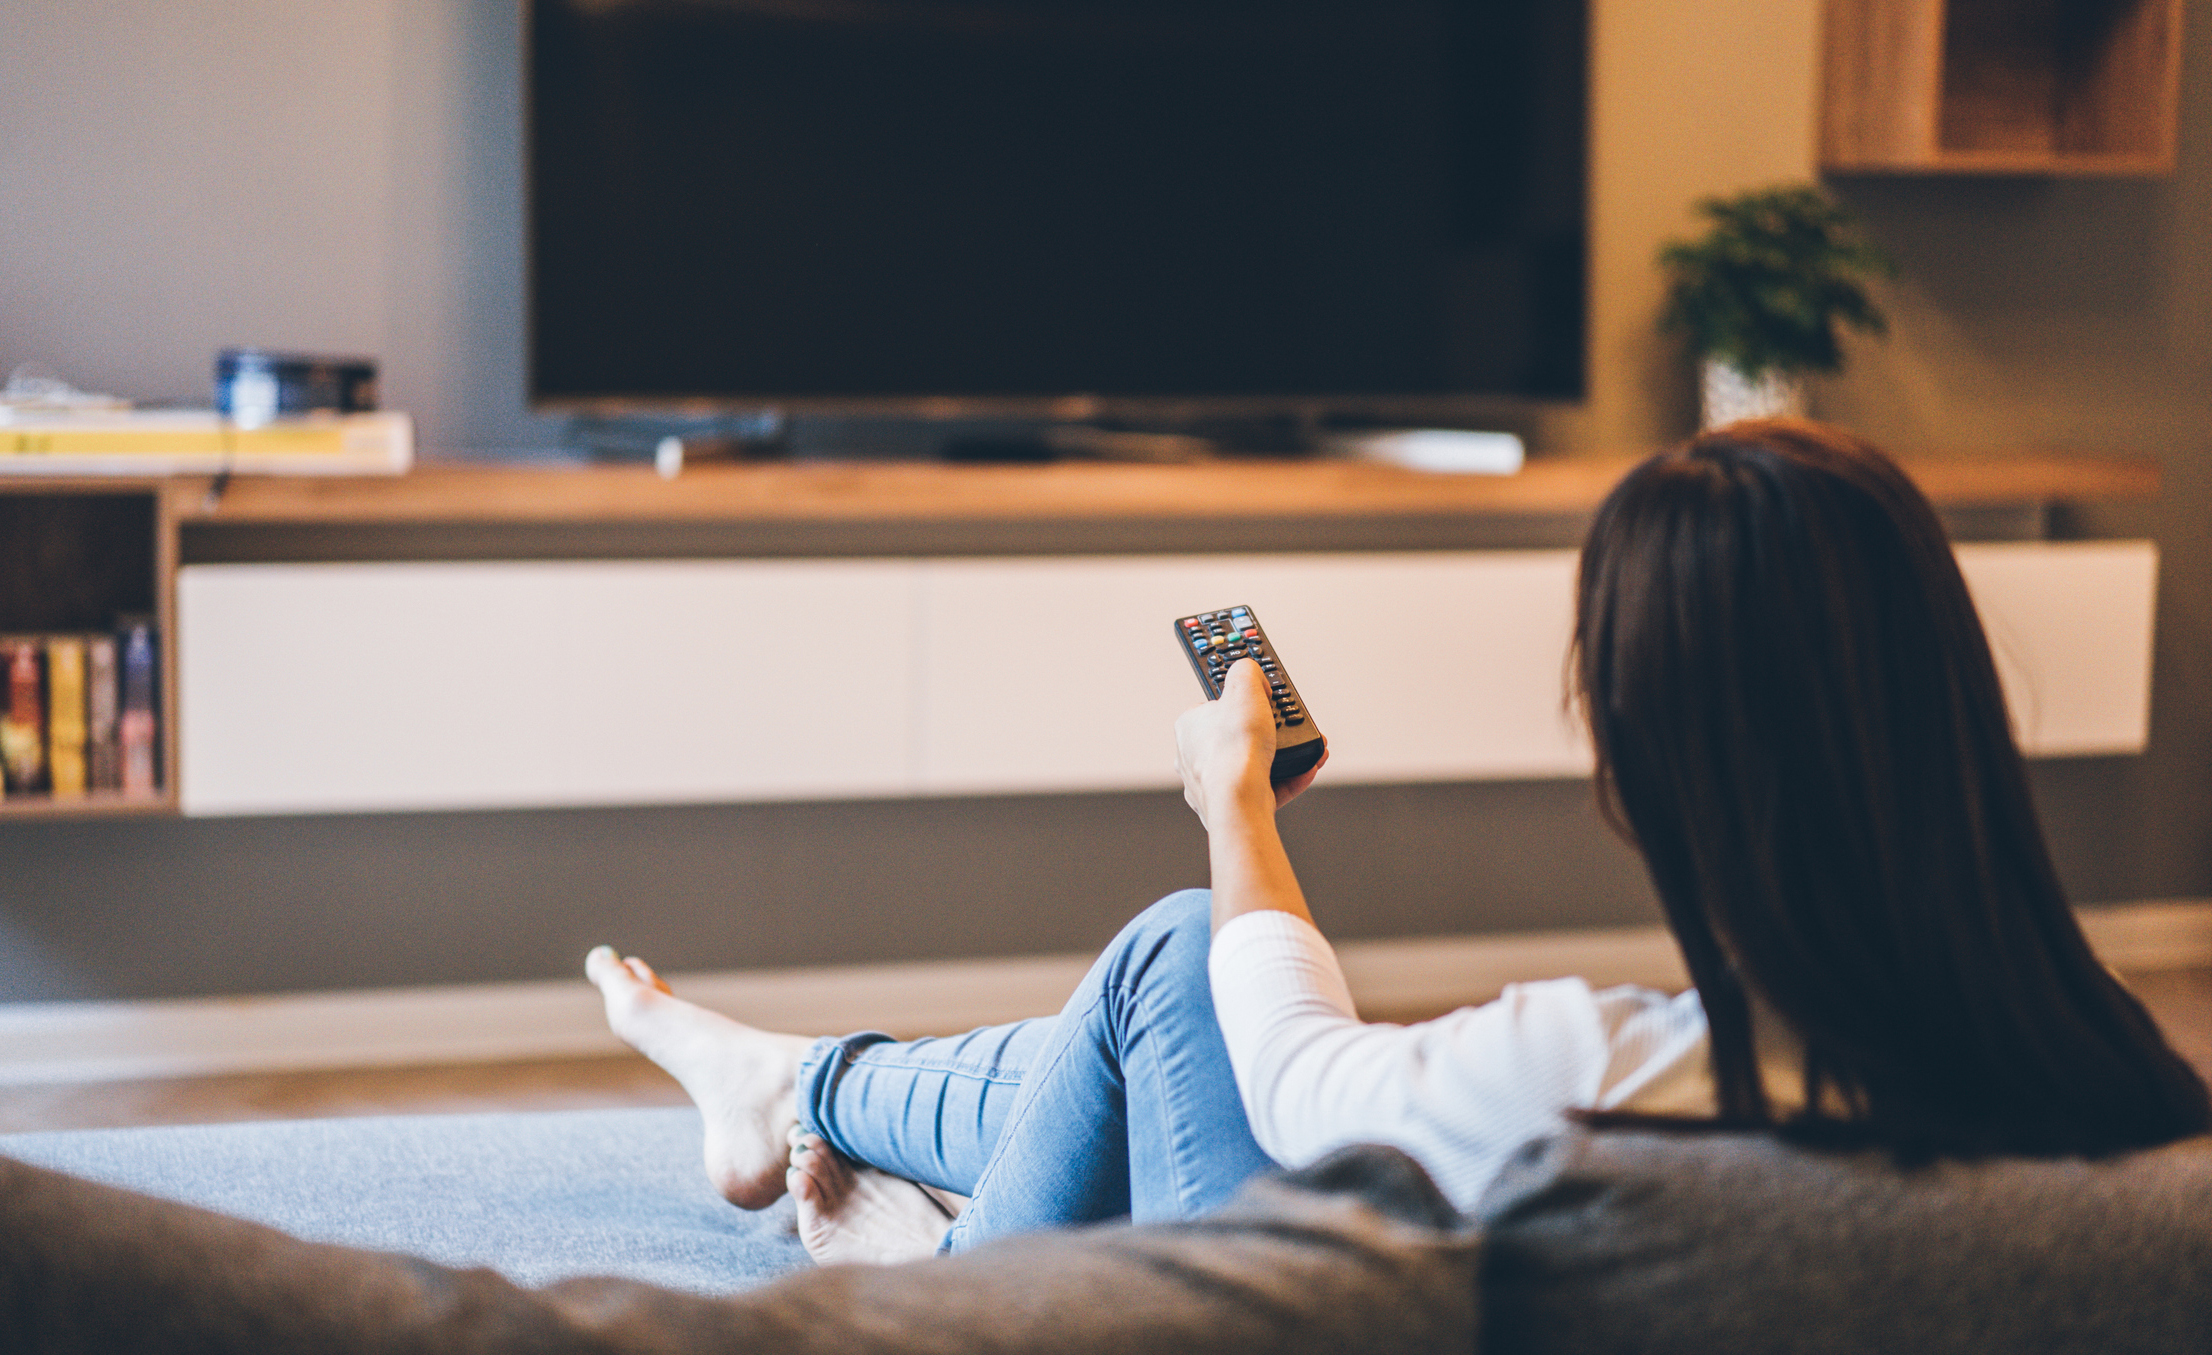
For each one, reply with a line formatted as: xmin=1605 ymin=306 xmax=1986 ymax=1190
xmin=1205 ymin=781 xmax=1312 ymax=931
xmin=1201 ymin=764 xmax=1276 ymax=827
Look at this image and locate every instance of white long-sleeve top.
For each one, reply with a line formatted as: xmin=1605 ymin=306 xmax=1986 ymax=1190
xmin=1209 ymin=909 xmax=1719 ymax=1214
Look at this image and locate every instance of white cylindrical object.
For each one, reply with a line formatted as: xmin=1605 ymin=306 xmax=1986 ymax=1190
xmin=1700 ymin=359 xmax=1805 ymax=429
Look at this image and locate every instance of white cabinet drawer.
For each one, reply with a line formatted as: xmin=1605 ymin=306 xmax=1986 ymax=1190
xmin=914 ymin=552 xmax=1590 ymax=796
xmin=176 ymin=543 xmax=2154 ymax=816
xmin=179 ymin=560 xmax=919 ymax=815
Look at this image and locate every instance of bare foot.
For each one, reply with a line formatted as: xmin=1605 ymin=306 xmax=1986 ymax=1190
xmin=786 ymin=1129 xmax=954 ymax=1266
xmin=586 ymin=945 xmax=813 ymax=1209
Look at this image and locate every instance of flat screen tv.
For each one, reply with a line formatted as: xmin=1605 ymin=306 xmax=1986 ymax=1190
xmin=528 ymin=0 xmax=1586 ymax=417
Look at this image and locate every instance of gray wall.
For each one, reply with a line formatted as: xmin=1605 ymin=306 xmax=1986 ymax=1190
xmin=1 ymin=1 xmax=2207 ymax=1001
xmin=0 ymin=0 xmax=561 ymax=455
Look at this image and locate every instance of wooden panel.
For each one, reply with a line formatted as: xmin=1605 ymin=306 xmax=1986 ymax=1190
xmin=156 ymin=483 xmax=184 ymax=816
xmin=1847 ymin=148 xmax=2178 ymax=174
xmin=2056 ymin=0 xmax=2182 ymax=162
xmin=0 ymin=793 xmax=175 ymax=821
xmin=0 ymin=1055 xmax=686 ymax=1134
xmin=1822 ymin=0 xmax=2182 ymax=173
xmin=1941 ymin=0 xmax=2062 ymax=156
xmin=1882 ymin=452 xmax=2158 ymax=502
xmin=178 ymin=560 xmax=919 ymax=815
xmin=184 ymin=460 xmax=1636 ymax=524
xmin=172 ymin=453 xmax=2160 ymax=527
xmin=1822 ymin=0 xmax=1945 ymax=166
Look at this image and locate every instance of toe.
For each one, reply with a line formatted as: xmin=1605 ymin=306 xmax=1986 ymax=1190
xmin=624 ymin=956 xmax=674 ymax=996
xmin=584 ymin=945 xmax=629 ymax=987
xmin=793 ymin=1136 xmax=848 ymax=1197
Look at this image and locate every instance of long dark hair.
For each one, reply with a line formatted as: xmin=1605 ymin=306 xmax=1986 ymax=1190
xmin=1573 ymin=419 xmax=2207 ymax=1155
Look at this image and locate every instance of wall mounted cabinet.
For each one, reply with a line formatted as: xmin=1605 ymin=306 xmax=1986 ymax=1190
xmin=0 ymin=455 xmax=2167 ymax=819
xmin=1822 ymin=0 xmax=2184 ymax=174
xmin=175 ymin=541 xmax=2157 ymax=818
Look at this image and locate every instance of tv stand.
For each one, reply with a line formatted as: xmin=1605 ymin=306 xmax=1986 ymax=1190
xmin=0 ymin=453 xmax=2158 ymax=821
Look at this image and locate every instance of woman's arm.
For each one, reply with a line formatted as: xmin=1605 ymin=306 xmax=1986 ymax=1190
xmin=1172 ymin=659 xmax=1325 ymax=935
xmin=1174 ymin=661 xmax=1684 ymax=1211
xmin=1208 ymin=918 xmax=1628 ymax=1210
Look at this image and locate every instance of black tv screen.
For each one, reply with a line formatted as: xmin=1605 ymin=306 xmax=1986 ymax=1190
xmin=528 ymin=0 xmax=1586 ymax=410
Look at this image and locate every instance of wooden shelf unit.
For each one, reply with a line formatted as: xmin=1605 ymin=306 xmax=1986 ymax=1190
xmin=0 ymin=452 xmax=2163 ymax=820
xmin=174 ymin=453 xmax=2163 ymax=527
xmin=1822 ymin=0 xmax=2184 ymax=175
xmin=0 ymin=480 xmax=182 ymax=818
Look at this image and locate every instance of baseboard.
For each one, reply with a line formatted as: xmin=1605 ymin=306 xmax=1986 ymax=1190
xmin=1 ymin=899 xmax=2204 ymax=1086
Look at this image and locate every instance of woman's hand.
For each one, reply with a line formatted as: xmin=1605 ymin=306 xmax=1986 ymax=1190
xmin=1177 ymin=658 xmax=1326 ymax=934
xmin=1174 ymin=659 xmax=1327 ymax=830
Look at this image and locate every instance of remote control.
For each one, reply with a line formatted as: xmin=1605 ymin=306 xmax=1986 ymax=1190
xmin=1174 ymin=605 xmax=1326 ymax=786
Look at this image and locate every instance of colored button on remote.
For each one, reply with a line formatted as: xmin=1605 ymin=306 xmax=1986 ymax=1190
xmin=1175 ymin=605 xmax=1322 ymax=789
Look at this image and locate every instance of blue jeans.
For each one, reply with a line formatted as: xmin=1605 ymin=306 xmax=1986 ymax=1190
xmin=792 ymin=889 xmax=1276 ymax=1252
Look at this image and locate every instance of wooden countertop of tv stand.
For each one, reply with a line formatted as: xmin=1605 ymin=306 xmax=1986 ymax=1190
xmin=164 ymin=453 xmax=2158 ymax=526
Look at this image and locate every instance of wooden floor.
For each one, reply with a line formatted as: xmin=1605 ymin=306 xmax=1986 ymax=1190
xmin=2136 ymin=968 xmax=2212 ymax=1079
xmin=5 ymin=969 xmax=2210 ymax=1136
xmin=0 ymin=1053 xmax=687 ymax=1136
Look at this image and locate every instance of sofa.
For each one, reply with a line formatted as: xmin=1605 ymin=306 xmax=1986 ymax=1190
xmin=3 ymin=1107 xmax=2209 ymax=1353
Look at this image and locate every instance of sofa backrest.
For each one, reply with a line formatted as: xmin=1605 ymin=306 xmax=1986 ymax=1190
xmin=1474 ymin=1128 xmax=2212 ymax=1355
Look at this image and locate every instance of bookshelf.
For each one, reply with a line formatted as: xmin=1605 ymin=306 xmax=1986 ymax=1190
xmin=0 ymin=480 xmax=180 ymax=818
xmin=1821 ymin=0 xmax=2184 ymax=175
xmin=0 ymin=453 xmax=2165 ymax=820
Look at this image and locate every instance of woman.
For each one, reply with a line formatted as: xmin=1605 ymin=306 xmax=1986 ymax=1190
xmin=588 ymin=420 xmax=2208 ymax=1265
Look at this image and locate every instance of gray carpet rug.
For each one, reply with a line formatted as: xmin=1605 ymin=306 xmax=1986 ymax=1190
xmin=0 ymin=1106 xmax=813 ymax=1295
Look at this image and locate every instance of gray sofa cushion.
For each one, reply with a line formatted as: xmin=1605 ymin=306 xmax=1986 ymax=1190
xmin=14 ymin=1108 xmax=2212 ymax=1353
xmin=0 ymin=1137 xmax=1481 ymax=1355
xmin=0 ymin=1107 xmax=810 ymax=1294
xmin=1476 ymin=1128 xmax=2212 ymax=1355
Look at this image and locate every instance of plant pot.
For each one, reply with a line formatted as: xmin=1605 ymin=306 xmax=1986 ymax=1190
xmin=1700 ymin=360 xmax=1805 ymax=430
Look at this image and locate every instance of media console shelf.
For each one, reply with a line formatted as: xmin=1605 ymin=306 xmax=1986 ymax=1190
xmin=1822 ymin=0 xmax=2184 ymax=175
xmin=0 ymin=453 xmax=2163 ymax=820
xmin=175 ymin=453 xmax=2162 ymax=525
xmin=0 ymin=479 xmax=180 ymax=819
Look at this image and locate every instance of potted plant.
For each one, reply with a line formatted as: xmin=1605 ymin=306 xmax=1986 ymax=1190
xmin=1658 ymin=186 xmax=1896 ymax=429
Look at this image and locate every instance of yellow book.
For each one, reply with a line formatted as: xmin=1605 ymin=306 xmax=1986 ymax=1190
xmin=0 ymin=411 xmax=410 ymax=476
xmin=46 ymin=637 xmax=87 ymax=797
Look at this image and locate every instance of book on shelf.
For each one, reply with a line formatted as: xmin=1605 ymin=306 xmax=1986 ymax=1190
xmin=119 ymin=619 xmax=158 ymax=797
xmin=0 ymin=410 xmax=411 ymax=476
xmin=46 ymin=637 xmax=86 ymax=796
xmin=0 ymin=621 xmax=160 ymax=803
xmin=88 ymin=635 xmax=118 ymax=791
xmin=0 ymin=639 xmax=44 ymax=792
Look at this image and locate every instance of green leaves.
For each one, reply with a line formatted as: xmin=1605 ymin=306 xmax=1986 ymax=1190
xmin=1658 ymin=186 xmax=1897 ymax=378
